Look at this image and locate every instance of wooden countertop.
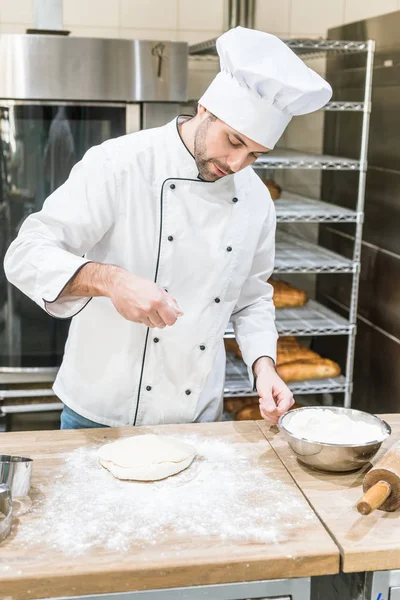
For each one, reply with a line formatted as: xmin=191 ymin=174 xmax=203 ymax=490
xmin=259 ymin=413 xmax=400 ymax=573
xmin=0 ymin=421 xmax=339 ymax=599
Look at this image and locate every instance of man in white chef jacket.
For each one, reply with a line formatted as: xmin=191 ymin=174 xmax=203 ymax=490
xmin=4 ymin=28 xmax=332 ymax=430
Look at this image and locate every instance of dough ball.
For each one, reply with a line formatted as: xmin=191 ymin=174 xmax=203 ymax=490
xmin=98 ymin=434 xmax=196 ymax=481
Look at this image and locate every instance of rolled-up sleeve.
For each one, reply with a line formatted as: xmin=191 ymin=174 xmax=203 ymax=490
xmin=4 ymin=144 xmax=118 ymax=319
xmin=230 ymin=200 xmax=278 ymax=386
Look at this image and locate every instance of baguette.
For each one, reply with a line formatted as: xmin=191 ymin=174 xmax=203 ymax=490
xmin=235 ymin=404 xmax=262 ymax=421
xmin=277 ymin=347 xmax=320 ymax=366
xmin=235 ymin=346 xmax=243 ymax=360
xmin=236 ymin=337 xmax=315 ymax=363
xmin=224 ymin=397 xmax=258 ymax=414
xmin=277 ymin=359 xmax=341 ymax=383
xmin=269 ymin=279 xmax=308 ymax=308
xmin=236 ymin=401 xmax=303 ymax=421
xmin=224 ymin=338 xmax=239 ymax=354
xmin=262 ymin=178 xmax=282 ymax=200
xmin=278 ymin=336 xmax=298 ymax=346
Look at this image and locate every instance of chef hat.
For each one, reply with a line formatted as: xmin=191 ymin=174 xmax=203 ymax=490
xmin=199 ymin=27 xmax=332 ymax=149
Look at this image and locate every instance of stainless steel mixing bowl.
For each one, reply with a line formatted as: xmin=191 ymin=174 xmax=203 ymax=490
xmin=0 ymin=455 xmax=33 ymax=497
xmin=278 ymin=406 xmax=392 ymax=473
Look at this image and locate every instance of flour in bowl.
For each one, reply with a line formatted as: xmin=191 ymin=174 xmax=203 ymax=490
xmin=284 ymin=409 xmax=386 ymax=444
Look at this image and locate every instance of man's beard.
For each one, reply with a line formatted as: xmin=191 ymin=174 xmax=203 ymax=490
xmin=193 ymin=117 xmax=233 ymax=181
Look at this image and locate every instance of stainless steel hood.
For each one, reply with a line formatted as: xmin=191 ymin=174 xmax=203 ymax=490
xmin=0 ymin=34 xmax=188 ymax=102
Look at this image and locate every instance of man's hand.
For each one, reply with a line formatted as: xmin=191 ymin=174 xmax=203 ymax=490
xmin=61 ymin=263 xmax=183 ymax=328
xmin=110 ymin=270 xmax=183 ymax=328
xmin=253 ymin=357 xmax=294 ymax=424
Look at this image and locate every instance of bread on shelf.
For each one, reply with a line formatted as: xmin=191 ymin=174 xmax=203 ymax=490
xmin=224 ymin=338 xmax=240 ymax=354
xmin=268 ymin=278 xmax=308 ymax=308
xmin=234 ymin=336 xmax=318 ymax=364
xmin=235 ymin=403 xmax=262 ymax=420
xmin=234 ymin=400 xmax=303 ymax=420
xmin=261 ymin=178 xmax=282 ymax=200
xmin=228 ymin=331 xmax=341 ymax=384
xmin=276 ymin=336 xmax=341 ymax=382
xmin=277 ymin=358 xmax=341 ymax=383
xmin=277 ymin=345 xmax=320 ymax=366
xmin=224 ymin=396 xmax=258 ymax=414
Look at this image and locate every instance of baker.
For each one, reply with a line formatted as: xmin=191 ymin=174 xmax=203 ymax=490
xmin=4 ymin=27 xmax=331 ymax=430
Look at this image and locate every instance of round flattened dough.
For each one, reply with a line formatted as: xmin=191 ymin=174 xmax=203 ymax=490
xmin=98 ymin=434 xmax=196 ymax=481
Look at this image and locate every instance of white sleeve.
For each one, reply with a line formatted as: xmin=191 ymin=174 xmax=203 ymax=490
xmin=4 ymin=144 xmax=119 ymax=319
xmin=230 ymin=200 xmax=278 ymax=385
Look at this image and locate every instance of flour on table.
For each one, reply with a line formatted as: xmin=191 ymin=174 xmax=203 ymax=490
xmin=98 ymin=434 xmax=196 ymax=481
xmin=285 ymin=408 xmax=387 ymax=444
xmin=17 ymin=434 xmax=316 ymax=556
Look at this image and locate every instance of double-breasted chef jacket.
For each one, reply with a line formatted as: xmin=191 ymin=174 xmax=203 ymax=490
xmin=4 ymin=117 xmax=278 ymax=427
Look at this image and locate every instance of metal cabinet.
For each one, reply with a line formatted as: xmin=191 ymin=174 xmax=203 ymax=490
xmin=369 ymin=570 xmax=400 ymax=600
xmin=0 ymin=34 xmax=187 ymax=425
xmin=311 ymin=570 xmax=400 ymax=600
xmin=44 ymin=577 xmax=310 ymax=600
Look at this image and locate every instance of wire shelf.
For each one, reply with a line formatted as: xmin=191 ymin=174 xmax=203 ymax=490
xmin=275 ymin=233 xmax=356 ymax=273
xmin=225 ymin=300 xmax=352 ymax=337
xmin=275 ymin=193 xmax=358 ymax=223
xmin=189 ymin=38 xmax=369 ymax=56
xmin=224 ymin=354 xmax=347 ymax=396
xmin=0 ymin=389 xmax=55 ymax=399
xmin=324 ymin=101 xmax=365 ymax=112
xmin=275 ymin=300 xmax=352 ymax=335
xmin=255 ymin=149 xmax=361 ymax=170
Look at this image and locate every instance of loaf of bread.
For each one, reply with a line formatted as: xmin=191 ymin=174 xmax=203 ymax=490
xmin=224 ymin=396 xmax=258 ymax=414
xmin=231 ymin=334 xmax=341 ymax=385
xmin=235 ymin=404 xmax=262 ymax=421
xmin=235 ymin=400 xmax=303 ymax=420
xmin=269 ymin=278 xmax=308 ymax=308
xmin=277 ymin=346 xmax=320 ymax=366
xmin=224 ymin=338 xmax=239 ymax=354
xmin=279 ymin=336 xmax=298 ymax=346
xmin=262 ymin=178 xmax=282 ymax=200
xmin=235 ymin=337 xmax=315 ymax=363
xmin=277 ymin=358 xmax=341 ymax=383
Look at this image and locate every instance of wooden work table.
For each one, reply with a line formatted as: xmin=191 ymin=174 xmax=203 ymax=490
xmin=259 ymin=413 xmax=400 ymax=574
xmin=0 ymin=421 xmax=339 ymax=600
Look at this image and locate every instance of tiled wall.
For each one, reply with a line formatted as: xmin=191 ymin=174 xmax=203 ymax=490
xmin=0 ymin=0 xmax=225 ymax=43
xmin=1 ymin=0 xmax=400 ymax=42
xmin=255 ymin=0 xmax=400 ymax=38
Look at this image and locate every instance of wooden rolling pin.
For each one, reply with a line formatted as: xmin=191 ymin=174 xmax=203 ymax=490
xmin=356 ymin=442 xmax=400 ymax=514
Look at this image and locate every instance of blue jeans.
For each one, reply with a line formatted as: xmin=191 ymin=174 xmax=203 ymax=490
xmin=60 ymin=405 xmax=108 ymax=430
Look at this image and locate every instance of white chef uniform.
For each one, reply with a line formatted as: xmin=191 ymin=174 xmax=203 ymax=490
xmin=3 ymin=28 xmax=332 ymax=427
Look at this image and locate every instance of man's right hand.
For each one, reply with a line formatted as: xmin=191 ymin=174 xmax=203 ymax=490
xmin=61 ymin=263 xmax=183 ymax=329
xmin=109 ymin=270 xmax=183 ymax=328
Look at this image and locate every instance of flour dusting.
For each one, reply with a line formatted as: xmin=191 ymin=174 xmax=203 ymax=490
xmin=17 ymin=435 xmax=314 ymax=556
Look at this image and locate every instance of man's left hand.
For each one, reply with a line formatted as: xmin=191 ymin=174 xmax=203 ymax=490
xmin=254 ymin=357 xmax=295 ymax=424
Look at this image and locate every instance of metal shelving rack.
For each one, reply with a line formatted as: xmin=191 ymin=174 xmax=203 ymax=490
xmin=190 ymin=37 xmax=375 ymax=407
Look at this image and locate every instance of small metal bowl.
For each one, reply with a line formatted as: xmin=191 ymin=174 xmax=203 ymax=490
xmin=0 ymin=484 xmax=12 ymax=542
xmin=278 ymin=406 xmax=391 ymax=473
xmin=0 ymin=455 xmax=33 ymax=497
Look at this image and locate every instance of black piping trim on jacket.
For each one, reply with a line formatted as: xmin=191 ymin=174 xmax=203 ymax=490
xmin=175 ymin=115 xmax=196 ymax=161
xmin=42 ymin=261 xmax=94 ymax=321
xmin=132 ymin=174 xmax=225 ymax=425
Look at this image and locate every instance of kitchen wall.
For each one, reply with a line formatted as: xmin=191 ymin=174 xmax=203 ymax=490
xmin=2 ymin=0 xmax=400 ymax=43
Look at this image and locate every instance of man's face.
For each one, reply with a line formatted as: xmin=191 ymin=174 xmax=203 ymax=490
xmin=193 ymin=111 xmax=269 ymax=182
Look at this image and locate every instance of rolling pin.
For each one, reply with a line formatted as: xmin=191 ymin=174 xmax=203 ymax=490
xmin=356 ymin=442 xmax=400 ymax=514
